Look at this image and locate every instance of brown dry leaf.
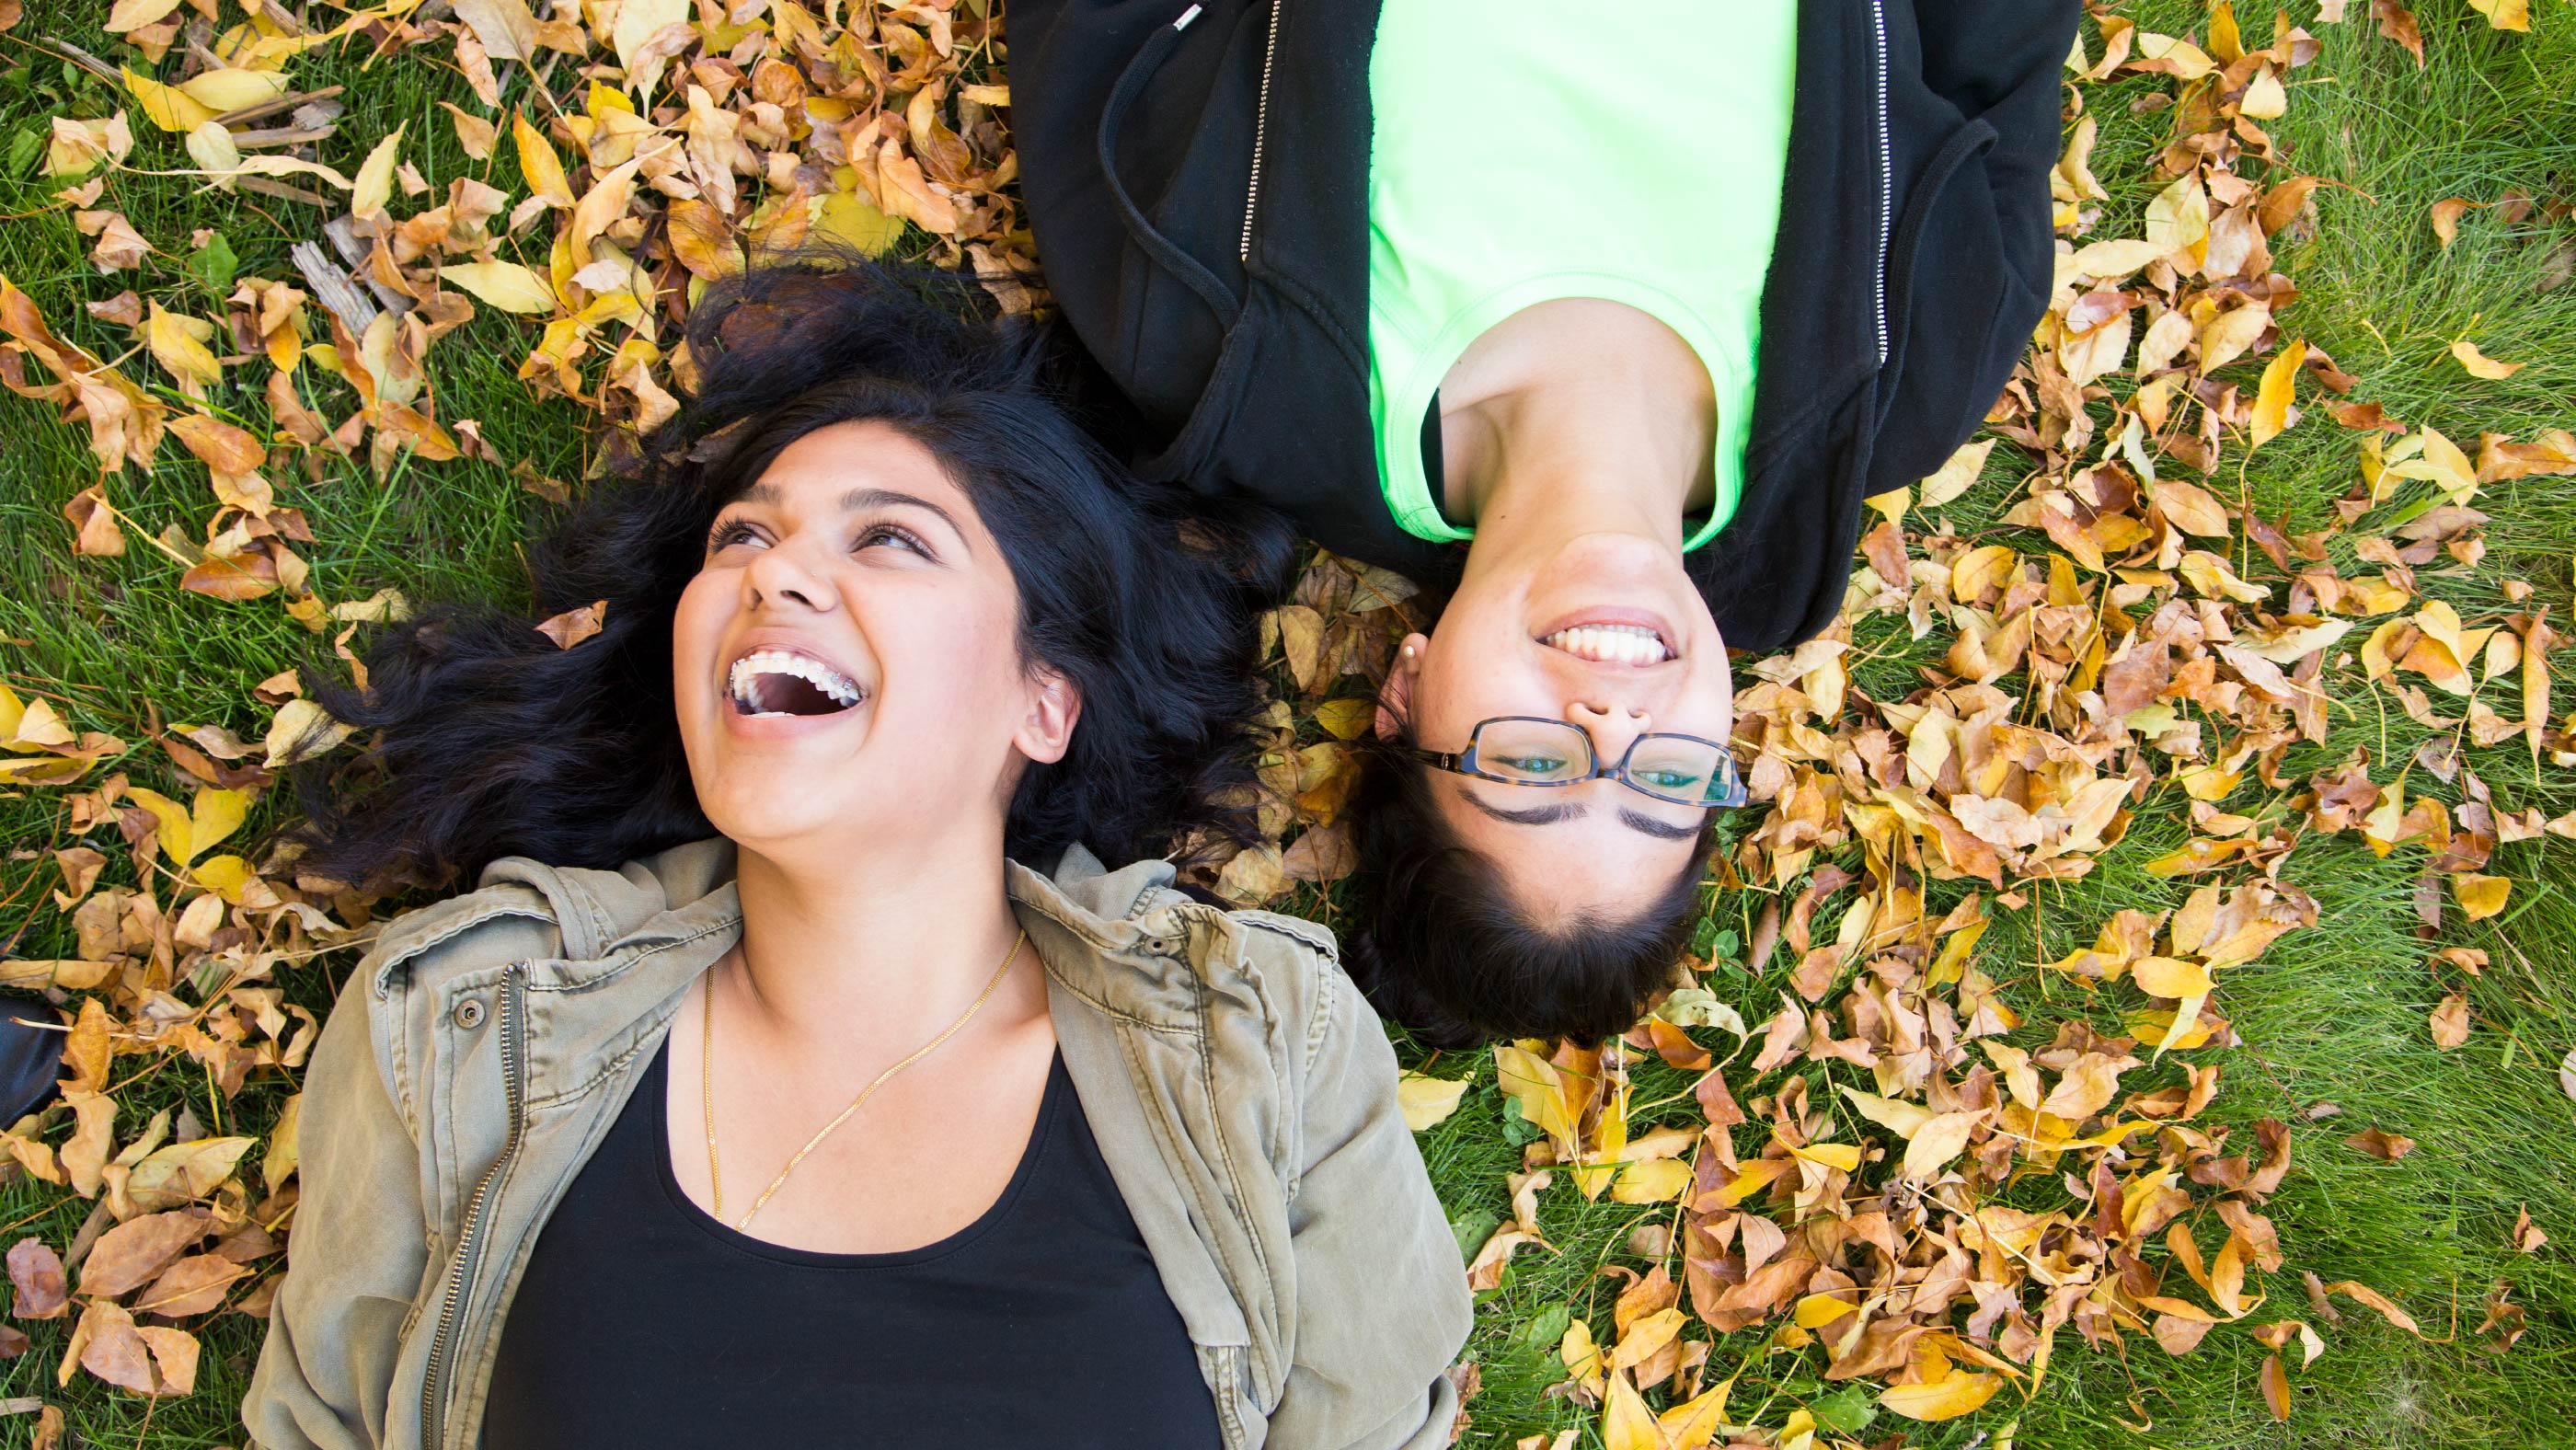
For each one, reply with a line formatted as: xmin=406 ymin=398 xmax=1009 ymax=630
xmin=62 ymin=487 xmax=124 ymax=558
xmin=2260 ymin=1352 xmax=2292 ymax=1421
xmin=78 ymin=1210 xmax=208 ymax=1299
xmin=6 ymin=1238 xmax=67 ymax=1319
xmin=535 ymin=600 xmax=609 ymax=650
xmin=2373 ymin=0 xmax=2424 ymax=65
xmin=2344 ymin=1127 xmax=2415 ymax=1160
xmin=131 ymin=1254 xmax=247 ymax=1318
xmin=2431 ymin=198 xmax=2478 ymax=248
xmin=2428 ymin=995 xmax=2471 ymax=1050
xmin=2511 ymin=1205 xmax=2547 ymax=1254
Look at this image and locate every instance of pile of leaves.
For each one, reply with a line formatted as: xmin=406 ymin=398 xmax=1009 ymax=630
xmin=0 ymin=0 xmax=2563 ymax=1444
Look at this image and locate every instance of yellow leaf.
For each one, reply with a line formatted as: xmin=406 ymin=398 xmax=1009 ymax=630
xmin=2454 ymin=874 xmax=2511 ymax=921
xmin=513 ymin=109 xmax=573 ymax=205
xmin=123 ymin=67 xmax=216 ymax=132
xmin=1949 ymin=545 xmax=2017 ymax=604
xmin=2249 ymin=339 xmax=2306 ymax=450
xmin=1880 ymin=1370 xmax=2002 ymax=1421
xmin=122 ymin=786 xmax=194 ymax=864
xmin=1794 ymin=1293 xmax=1858 ymax=1328
xmin=610 ymin=0 xmax=690 ymax=93
xmin=108 ymin=0 xmax=187 ymax=31
xmin=2449 ymin=340 xmax=2524 ymax=381
xmin=1903 ymin=1111 xmax=1983 ymax=1180
xmin=187 ymin=788 xmax=251 ymax=864
xmin=438 ymin=261 xmax=557 ymax=314
xmin=1602 ymin=1368 xmax=1662 ymax=1450
xmin=1560 ymin=1319 xmax=1605 ymax=1398
xmin=2467 ymin=0 xmax=2531 ymax=29
xmin=1610 ymin=1158 xmax=1693 ymax=1203
xmin=1918 ymin=438 xmax=1995 ymax=510
xmin=1492 ymin=1044 xmax=1574 ymax=1149
xmin=1839 ymin=1086 xmax=1933 ymax=1137
xmin=2151 ymin=477 xmax=2231 ymax=536
xmin=1787 ymin=1140 xmax=1861 ymax=1172
xmin=1313 ymin=698 xmax=1374 ymax=741
xmin=191 ymin=854 xmax=253 ymax=903
xmin=351 ymin=124 xmax=405 ymax=217
xmin=2133 ymin=955 xmax=2216 ymax=999
xmin=1396 ymin=1072 xmax=1468 ymax=1133
xmin=1656 ymin=1378 xmax=1732 ymax=1450
xmin=811 ymin=188 xmax=904 ymax=259
xmin=1712 ymin=1157 xmax=1792 ymax=1207
xmin=175 ymin=68 xmax=293 ymax=114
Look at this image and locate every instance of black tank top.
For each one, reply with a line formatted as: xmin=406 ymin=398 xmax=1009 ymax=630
xmin=481 ymin=1041 xmax=1223 ymax=1449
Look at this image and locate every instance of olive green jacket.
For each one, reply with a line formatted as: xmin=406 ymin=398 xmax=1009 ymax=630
xmin=242 ymin=838 xmax=1469 ymax=1450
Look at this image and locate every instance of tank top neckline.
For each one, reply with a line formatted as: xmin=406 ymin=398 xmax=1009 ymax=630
xmin=642 ymin=1039 xmax=1069 ymax=1272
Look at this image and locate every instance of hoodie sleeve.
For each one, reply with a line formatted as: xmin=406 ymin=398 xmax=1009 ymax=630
xmin=241 ymin=975 xmax=430 ymax=1450
xmin=1264 ymin=967 xmax=1473 ymax=1450
xmin=1865 ymin=0 xmax=2084 ymax=496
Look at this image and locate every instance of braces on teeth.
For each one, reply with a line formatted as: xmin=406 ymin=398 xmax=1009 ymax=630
xmin=727 ymin=650 xmax=863 ymax=715
xmin=1541 ymin=624 xmax=1672 ymax=665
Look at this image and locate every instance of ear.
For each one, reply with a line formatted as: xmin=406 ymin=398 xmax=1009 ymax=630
xmin=1016 ymin=666 xmax=1082 ymax=765
xmin=1375 ymin=632 xmax=1429 ymax=742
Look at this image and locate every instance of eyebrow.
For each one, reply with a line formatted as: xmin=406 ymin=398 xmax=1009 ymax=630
xmin=734 ymin=481 xmax=968 ymax=541
xmin=1457 ymin=789 xmax=1707 ymax=842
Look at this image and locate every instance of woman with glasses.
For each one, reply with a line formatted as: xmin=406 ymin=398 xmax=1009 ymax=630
xmin=1009 ymin=0 xmax=2078 ymax=1044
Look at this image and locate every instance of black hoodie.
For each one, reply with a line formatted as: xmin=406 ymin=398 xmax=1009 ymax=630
xmin=1011 ymin=0 xmax=2080 ymax=653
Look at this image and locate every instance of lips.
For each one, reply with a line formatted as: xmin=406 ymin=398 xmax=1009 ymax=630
xmin=1534 ymin=609 xmax=1677 ymax=666
xmin=725 ymin=646 xmax=866 ymax=717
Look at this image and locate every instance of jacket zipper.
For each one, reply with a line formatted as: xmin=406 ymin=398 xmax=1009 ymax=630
xmin=420 ymin=964 xmax=528 ymax=1450
xmin=1238 ymin=0 xmax=1281 ymax=262
xmin=1869 ymin=0 xmax=1892 ymax=366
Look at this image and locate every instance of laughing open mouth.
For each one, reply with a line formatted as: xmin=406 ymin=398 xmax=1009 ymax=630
xmin=1540 ymin=623 xmax=1673 ymax=666
xmin=727 ymin=650 xmax=866 ymax=717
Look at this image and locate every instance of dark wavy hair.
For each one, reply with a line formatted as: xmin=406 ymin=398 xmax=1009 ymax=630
xmin=291 ymin=259 xmax=1291 ymax=889
xmin=1342 ymin=713 xmax=1716 ymax=1049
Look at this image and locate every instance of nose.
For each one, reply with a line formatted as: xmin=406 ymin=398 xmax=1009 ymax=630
xmin=742 ymin=535 xmax=836 ymax=613
xmin=1567 ymin=699 xmax=1650 ymax=764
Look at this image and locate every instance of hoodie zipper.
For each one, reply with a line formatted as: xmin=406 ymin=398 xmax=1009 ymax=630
xmin=420 ymin=964 xmax=528 ymax=1450
xmin=1869 ymin=0 xmax=1892 ymax=366
xmin=1238 ymin=0 xmax=1281 ymax=262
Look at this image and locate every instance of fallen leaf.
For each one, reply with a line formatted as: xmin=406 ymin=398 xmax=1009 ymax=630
xmin=6 ymin=1239 xmax=66 ymax=1319
xmin=535 ymin=600 xmax=609 ymax=649
xmin=2429 ymin=995 xmax=2470 ymax=1050
xmin=2344 ymin=1127 xmax=2415 ymax=1161
xmin=1397 ymin=1072 xmax=1469 ymax=1133
xmin=2448 ymin=340 xmax=2523 ymax=381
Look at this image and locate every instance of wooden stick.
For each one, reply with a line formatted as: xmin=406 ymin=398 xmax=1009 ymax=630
xmin=292 ymin=239 xmax=380 ymax=335
xmin=239 ymin=177 xmax=333 ymax=209
xmin=231 ymin=125 xmax=337 ymax=150
xmin=213 ymin=83 xmax=346 ymax=129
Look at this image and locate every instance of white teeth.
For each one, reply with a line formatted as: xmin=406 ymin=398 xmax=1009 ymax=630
xmin=726 ymin=649 xmax=862 ymax=714
xmin=1542 ymin=625 xmax=1671 ymax=665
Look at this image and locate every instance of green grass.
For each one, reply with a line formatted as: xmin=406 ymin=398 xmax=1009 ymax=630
xmin=1 ymin=2 xmax=2573 ymax=1446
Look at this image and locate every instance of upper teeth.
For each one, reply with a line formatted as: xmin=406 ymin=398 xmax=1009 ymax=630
xmin=728 ymin=649 xmax=862 ymax=712
xmin=1543 ymin=624 xmax=1671 ymax=665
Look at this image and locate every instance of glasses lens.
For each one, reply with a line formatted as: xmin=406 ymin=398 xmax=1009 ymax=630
xmin=1625 ymin=736 xmax=1733 ymax=804
xmin=1472 ymin=720 xmax=1593 ymax=783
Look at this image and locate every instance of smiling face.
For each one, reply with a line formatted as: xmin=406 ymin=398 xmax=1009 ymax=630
xmin=1378 ymin=529 xmax=1733 ymax=926
xmin=672 ymin=420 xmax=1078 ymax=862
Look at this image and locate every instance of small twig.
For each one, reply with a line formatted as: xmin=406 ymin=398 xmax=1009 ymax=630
xmin=238 ymin=177 xmax=334 ymax=208
xmin=231 ymin=124 xmax=337 ymax=150
xmin=213 ymin=82 xmax=346 ymax=129
xmin=33 ymin=35 xmax=122 ymax=85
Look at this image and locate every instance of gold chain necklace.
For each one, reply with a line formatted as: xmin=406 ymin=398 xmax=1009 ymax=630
xmin=701 ymin=927 xmax=1028 ymax=1231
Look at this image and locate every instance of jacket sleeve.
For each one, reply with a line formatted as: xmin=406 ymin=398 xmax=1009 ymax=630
xmin=241 ymin=974 xmax=431 ymax=1450
xmin=1866 ymin=0 xmax=2083 ymax=495
xmin=1265 ymin=968 xmax=1473 ymax=1450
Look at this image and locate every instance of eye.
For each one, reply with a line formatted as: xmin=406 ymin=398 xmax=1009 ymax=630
xmin=1493 ymin=753 xmax=1569 ymax=774
xmin=1638 ymin=768 xmax=1706 ymax=791
xmin=707 ymin=518 xmax=764 ymax=553
xmin=856 ymin=524 xmax=934 ymax=559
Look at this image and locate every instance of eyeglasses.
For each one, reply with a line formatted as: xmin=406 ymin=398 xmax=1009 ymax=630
xmin=1410 ymin=717 xmax=1748 ymax=809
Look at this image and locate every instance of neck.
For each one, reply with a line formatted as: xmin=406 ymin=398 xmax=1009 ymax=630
xmin=1438 ymin=299 xmax=1716 ymax=539
xmin=725 ymin=825 xmax=1029 ymax=1048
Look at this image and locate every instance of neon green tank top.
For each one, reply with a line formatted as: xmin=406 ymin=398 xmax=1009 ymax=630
xmin=1365 ymin=0 xmax=1799 ymax=548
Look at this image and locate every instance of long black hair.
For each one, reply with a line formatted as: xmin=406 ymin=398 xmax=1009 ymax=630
xmin=1343 ymin=714 xmax=1716 ymax=1048
xmin=291 ymin=259 xmax=1292 ymax=889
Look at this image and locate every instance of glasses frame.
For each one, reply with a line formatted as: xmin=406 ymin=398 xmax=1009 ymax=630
xmin=1410 ymin=716 xmax=1749 ymax=809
